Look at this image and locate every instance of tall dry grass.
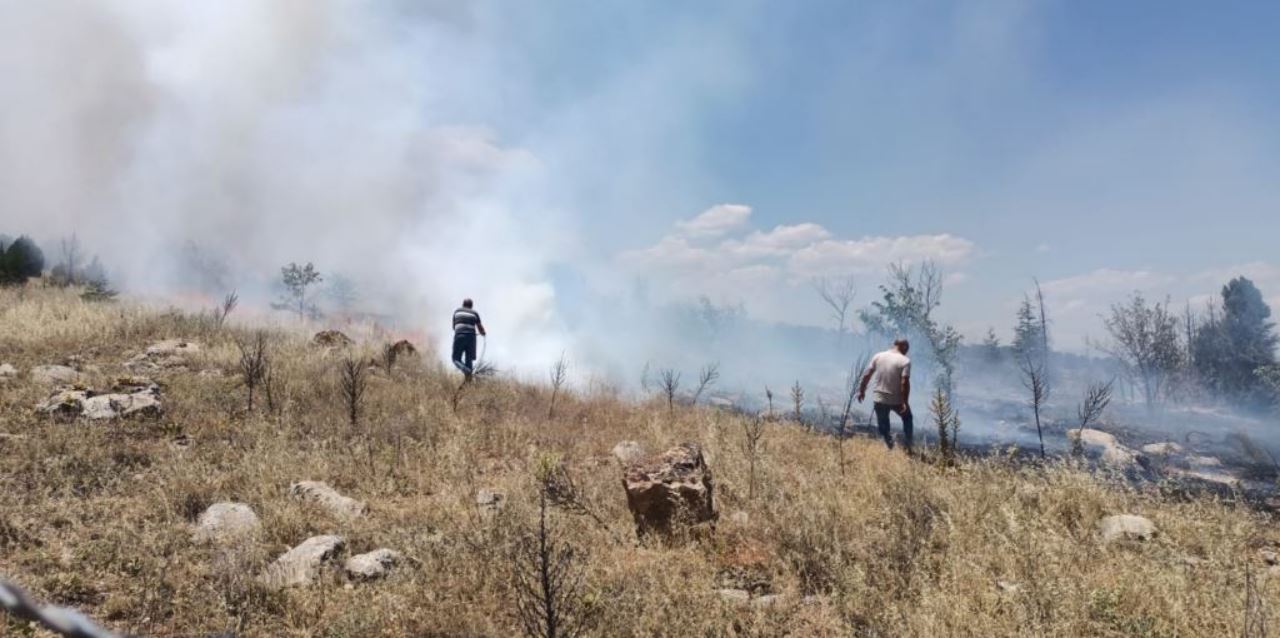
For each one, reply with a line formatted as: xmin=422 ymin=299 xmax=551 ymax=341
xmin=0 ymin=286 xmax=1277 ymax=636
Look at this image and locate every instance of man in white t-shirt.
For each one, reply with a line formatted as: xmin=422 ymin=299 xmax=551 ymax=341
xmin=857 ymin=339 xmax=914 ymax=452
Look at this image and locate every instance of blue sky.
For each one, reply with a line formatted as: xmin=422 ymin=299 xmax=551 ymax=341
xmin=465 ymin=1 xmax=1280 ymax=349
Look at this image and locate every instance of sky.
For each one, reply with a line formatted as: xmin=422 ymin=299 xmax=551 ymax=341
xmin=2 ymin=0 xmax=1278 ymax=365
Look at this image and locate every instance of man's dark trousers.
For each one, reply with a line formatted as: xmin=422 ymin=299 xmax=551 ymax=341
xmin=873 ymin=402 xmax=913 ymax=451
xmin=452 ymin=332 xmax=477 ymax=373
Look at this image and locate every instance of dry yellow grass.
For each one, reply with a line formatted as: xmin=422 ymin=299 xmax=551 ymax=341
xmin=1 ymin=285 xmax=1278 ymax=637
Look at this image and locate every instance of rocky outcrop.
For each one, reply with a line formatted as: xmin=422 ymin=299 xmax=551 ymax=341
xmin=261 ymin=535 xmax=345 ymax=589
xmin=313 ymin=330 xmax=354 ymax=348
xmin=623 ymin=443 xmax=716 ymax=536
xmin=192 ymin=502 xmax=262 ymax=546
xmin=31 ymin=364 xmax=82 ymax=385
xmin=288 ymin=481 xmax=367 ymax=519
xmin=1099 ymin=514 xmax=1157 ymax=543
xmin=344 ymin=549 xmax=403 ymax=581
xmin=35 ymin=380 xmax=163 ymax=420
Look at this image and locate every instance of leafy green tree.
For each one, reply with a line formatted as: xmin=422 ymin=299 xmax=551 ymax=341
xmin=859 ymin=261 xmax=962 ymax=394
xmin=982 ymin=327 xmax=1002 ymax=363
xmin=1012 ymin=298 xmax=1044 ymax=361
xmin=1101 ymin=293 xmax=1183 ymax=410
xmin=1193 ymin=277 xmax=1277 ymax=403
xmin=273 ymin=262 xmax=323 ymax=321
xmin=0 ymin=235 xmax=45 ymax=286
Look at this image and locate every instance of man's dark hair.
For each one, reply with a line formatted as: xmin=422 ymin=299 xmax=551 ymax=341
xmin=894 ymin=338 xmax=910 ymax=350
xmin=462 ymin=298 xmax=473 ymax=309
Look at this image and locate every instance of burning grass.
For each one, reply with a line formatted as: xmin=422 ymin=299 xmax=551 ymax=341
xmin=0 ymin=285 xmax=1277 ymax=636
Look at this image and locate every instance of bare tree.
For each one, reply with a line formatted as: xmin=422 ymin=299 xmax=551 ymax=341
xmin=1018 ymin=347 xmax=1049 ymax=459
xmin=658 ymin=368 xmax=680 ymax=414
xmin=790 ymin=380 xmax=805 ymax=427
xmin=1098 ymin=293 xmax=1184 ymax=411
xmin=1034 ymin=278 xmax=1052 ymax=393
xmin=1072 ymin=380 xmax=1114 ymax=458
xmin=236 ymin=332 xmax=270 ymax=413
xmin=814 ymin=276 xmax=857 ymax=342
xmin=214 ymin=291 xmax=239 ymax=329
xmin=512 ymin=490 xmax=597 ymax=638
xmin=548 ymin=353 xmax=568 ymax=419
xmin=690 ymin=362 xmax=720 ymax=404
xmin=339 ymin=357 xmax=368 ymax=428
xmin=834 ymin=354 xmax=870 ymax=476
xmin=764 ymin=386 xmax=775 ymax=420
xmin=741 ymin=417 xmax=766 ymax=500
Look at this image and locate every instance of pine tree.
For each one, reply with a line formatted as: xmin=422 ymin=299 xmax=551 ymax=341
xmin=1193 ymin=277 xmax=1278 ymax=402
xmin=0 ymin=235 xmax=45 ymax=286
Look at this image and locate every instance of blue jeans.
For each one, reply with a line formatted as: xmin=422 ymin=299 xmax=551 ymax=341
xmin=452 ymin=332 xmax=477 ymax=373
xmin=874 ymin=402 xmax=913 ymax=451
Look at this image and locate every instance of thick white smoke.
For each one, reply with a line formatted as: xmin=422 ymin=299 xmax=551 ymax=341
xmin=0 ymin=1 xmax=571 ymax=366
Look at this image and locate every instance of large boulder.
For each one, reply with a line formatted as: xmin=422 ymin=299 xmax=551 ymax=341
xmin=192 ymin=502 xmax=262 ymax=546
xmin=623 ymin=443 xmax=716 ymax=536
xmin=344 ymin=548 xmax=403 ymax=581
xmin=261 ymin=535 xmax=345 ymax=589
xmin=289 ymin=481 xmax=367 ymax=519
xmin=1099 ymin=514 xmax=1157 ymax=543
xmin=31 ymin=364 xmax=82 ymax=385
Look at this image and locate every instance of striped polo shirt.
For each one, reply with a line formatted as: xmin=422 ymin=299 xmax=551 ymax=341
xmin=453 ymin=307 xmax=482 ymax=334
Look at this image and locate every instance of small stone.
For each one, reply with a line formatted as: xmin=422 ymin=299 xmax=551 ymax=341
xmin=476 ymin=489 xmax=505 ymax=515
xmin=0 ymin=363 xmax=17 ymax=379
xmin=717 ymin=588 xmax=750 ymax=604
xmin=1099 ymin=514 xmax=1157 ymax=543
xmin=289 ymin=481 xmax=367 ymax=519
xmin=1260 ymin=549 xmax=1278 ymax=566
xmin=192 ymin=503 xmax=262 ymax=546
xmin=996 ymin=580 xmax=1022 ymax=593
xmin=344 ymin=549 xmax=403 ymax=581
xmin=261 ymin=535 xmax=345 ymax=589
xmin=729 ymin=511 xmax=750 ymax=526
xmin=611 ymin=441 xmax=646 ymax=465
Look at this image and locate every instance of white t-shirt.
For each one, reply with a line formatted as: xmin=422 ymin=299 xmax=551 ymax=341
xmin=867 ymin=349 xmax=911 ymax=405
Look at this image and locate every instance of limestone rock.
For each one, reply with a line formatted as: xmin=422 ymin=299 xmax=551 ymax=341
xmin=36 ymin=383 xmax=162 ymax=420
xmin=313 ymin=330 xmax=354 ymax=348
xmin=31 ymin=364 xmax=82 ymax=385
xmin=623 ymin=443 xmax=716 ymax=536
xmin=344 ymin=548 xmax=403 ymax=581
xmin=261 ymin=535 xmax=345 ymax=589
xmin=1068 ymin=428 xmax=1140 ymax=469
xmin=289 ymin=481 xmax=367 ymax=519
xmin=0 ymin=363 xmax=16 ymax=380
xmin=728 ymin=511 xmax=750 ymax=526
xmin=611 ymin=441 xmax=646 ymax=465
xmin=751 ymin=594 xmax=783 ymax=608
xmin=1099 ymin=514 xmax=1157 ymax=543
xmin=1141 ymin=441 xmax=1184 ymax=456
xmin=385 ymin=340 xmax=418 ymax=359
xmin=127 ymin=340 xmax=199 ymax=371
xmin=192 ymin=502 xmax=262 ymax=546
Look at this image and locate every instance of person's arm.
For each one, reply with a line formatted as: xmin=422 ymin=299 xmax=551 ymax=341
xmin=856 ymin=356 xmax=876 ymax=402
xmin=477 ymin=313 xmax=486 ymax=336
xmin=900 ymin=361 xmax=911 ymax=414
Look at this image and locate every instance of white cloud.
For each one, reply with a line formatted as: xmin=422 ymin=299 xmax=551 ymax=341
xmin=673 ymin=203 xmax=752 ymax=237
xmin=620 ymin=204 xmax=977 ymax=325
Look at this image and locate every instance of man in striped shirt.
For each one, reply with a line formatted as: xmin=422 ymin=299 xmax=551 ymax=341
xmin=452 ymin=298 xmax=486 ymax=376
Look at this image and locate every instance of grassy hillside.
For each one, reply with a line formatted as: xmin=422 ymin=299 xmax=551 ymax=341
xmin=1 ymin=286 xmax=1277 ymax=637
